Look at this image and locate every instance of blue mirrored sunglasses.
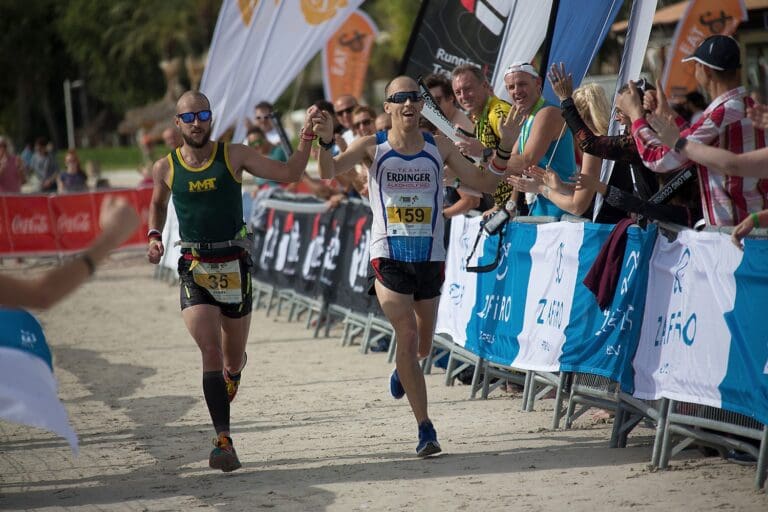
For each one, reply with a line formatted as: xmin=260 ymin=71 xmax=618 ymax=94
xmin=385 ymin=91 xmax=422 ymax=104
xmin=176 ymin=110 xmax=212 ymax=123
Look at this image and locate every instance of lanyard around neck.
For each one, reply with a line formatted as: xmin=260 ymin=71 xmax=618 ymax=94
xmin=519 ymin=96 xmax=546 ymax=153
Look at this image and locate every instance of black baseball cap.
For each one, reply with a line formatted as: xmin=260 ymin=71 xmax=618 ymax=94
xmin=682 ymin=35 xmax=741 ymax=71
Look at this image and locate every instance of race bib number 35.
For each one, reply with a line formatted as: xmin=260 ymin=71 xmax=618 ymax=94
xmin=192 ymin=260 xmax=242 ymax=304
xmin=386 ymin=206 xmax=432 ymax=236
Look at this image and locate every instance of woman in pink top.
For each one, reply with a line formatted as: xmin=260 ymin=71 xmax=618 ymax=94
xmin=0 ymin=137 xmax=24 ymax=193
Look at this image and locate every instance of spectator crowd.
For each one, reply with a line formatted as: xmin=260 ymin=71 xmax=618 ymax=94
xmin=2 ymin=35 xmax=766 ymax=241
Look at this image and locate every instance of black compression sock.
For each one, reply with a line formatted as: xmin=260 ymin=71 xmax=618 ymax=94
xmin=202 ymin=371 xmax=230 ymax=434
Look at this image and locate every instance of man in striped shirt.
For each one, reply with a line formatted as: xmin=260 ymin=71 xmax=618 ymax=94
xmin=619 ymin=35 xmax=764 ymax=226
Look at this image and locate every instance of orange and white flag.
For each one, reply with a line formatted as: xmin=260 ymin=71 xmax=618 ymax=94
xmin=322 ymin=10 xmax=378 ymax=103
xmin=662 ymin=0 xmax=747 ymax=100
xmin=201 ymin=0 xmax=365 ymax=141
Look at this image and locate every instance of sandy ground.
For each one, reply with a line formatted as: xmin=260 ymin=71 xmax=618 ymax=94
xmin=0 ymin=255 xmax=766 ymax=512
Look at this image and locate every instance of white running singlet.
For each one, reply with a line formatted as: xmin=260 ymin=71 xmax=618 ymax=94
xmin=368 ymin=131 xmax=445 ymax=263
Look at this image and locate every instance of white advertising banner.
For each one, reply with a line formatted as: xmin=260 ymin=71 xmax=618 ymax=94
xmin=435 ymin=215 xmax=483 ymax=347
xmin=632 ymin=231 xmax=742 ymax=407
xmin=513 ymin=221 xmax=583 ymax=371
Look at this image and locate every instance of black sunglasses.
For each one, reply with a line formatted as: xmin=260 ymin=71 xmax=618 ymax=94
xmin=176 ymin=110 xmax=212 ymax=124
xmin=385 ymin=91 xmax=422 ymax=104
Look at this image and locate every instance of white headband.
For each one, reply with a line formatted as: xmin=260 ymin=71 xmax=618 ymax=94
xmin=504 ymin=62 xmax=539 ymax=78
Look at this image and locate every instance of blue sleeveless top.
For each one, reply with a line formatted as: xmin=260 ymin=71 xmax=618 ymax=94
xmin=0 ymin=308 xmax=52 ymax=371
xmin=518 ymin=100 xmax=576 ymax=217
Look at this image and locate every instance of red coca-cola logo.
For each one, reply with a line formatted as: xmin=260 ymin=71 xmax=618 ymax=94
xmin=57 ymin=212 xmax=92 ymax=233
xmin=11 ymin=214 xmax=50 ymax=235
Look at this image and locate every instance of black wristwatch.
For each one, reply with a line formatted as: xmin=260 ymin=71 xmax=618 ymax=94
xmin=318 ymin=137 xmax=334 ymax=151
xmin=481 ymin=147 xmax=494 ymax=162
xmin=673 ymin=137 xmax=688 ymax=153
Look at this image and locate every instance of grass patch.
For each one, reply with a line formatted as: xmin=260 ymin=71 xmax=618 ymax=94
xmin=57 ymin=145 xmax=174 ymax=172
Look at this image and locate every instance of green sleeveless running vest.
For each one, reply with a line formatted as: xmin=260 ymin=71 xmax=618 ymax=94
xmin=168 ymin=142 xmax=245 ymax=243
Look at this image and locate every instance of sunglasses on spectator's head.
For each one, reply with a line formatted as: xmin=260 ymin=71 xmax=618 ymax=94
xmin=336 ymin=106 xmax=355 ymax=116
xmin=385 ymin=91 xmax=422 ymax=104
xmin=354 ymin=118 xmax=373 ymax=129
xmin=176 ymin=110 xmax=212 ymax=123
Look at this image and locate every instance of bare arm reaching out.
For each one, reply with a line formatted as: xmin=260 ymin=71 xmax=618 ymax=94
xmin=0 ymin=197 xmax=140 ymax=309
xmin=649 ymin=112 xmax=768 ymax=179
xmin=313 ymin=110 xmax=376 ymax=179
xmin=439 ymin=106 xmax=526 ymax=193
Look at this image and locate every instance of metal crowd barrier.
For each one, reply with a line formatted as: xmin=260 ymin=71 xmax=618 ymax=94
xmin=224 ymin=193 xmax=768 ymax=491
xmin=616 ymin=221 xmax=768 ymax=491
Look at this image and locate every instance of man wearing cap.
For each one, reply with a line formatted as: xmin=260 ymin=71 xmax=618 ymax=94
xmin=501 ymin=62 xmax=576 ymax=217
xmin=622 ymin=35 xmax=759 ymax=226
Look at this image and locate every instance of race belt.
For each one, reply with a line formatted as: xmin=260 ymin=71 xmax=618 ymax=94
xmin=175 ymin=239 xmax=251 ymax=251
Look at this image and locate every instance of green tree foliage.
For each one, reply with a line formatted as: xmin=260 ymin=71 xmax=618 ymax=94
xmin=0 ymin=1 xmax=75 ymax=146
xmin=363 ymin=0 xmax=421 ymax=79
xmin=0 ymin=0 xmax=220 ymax=144
xmin=57 ymin=0 xmax=220 ymax=111
xmin=0 ymin=0 xmax=688 ymax=146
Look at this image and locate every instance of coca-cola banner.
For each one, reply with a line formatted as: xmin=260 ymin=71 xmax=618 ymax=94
xmin=49 ymin=193 xmax=98 ymax=252
xmin=92 ymin=189 xmax=147 ymax=248
xmin=0 ymin=196 xmax=13 ymax=253
xmin=0 ymin=190 xmax=150 ymax=257
xmin=134 ymin=187 xmax=153 ymax=245
xmin=1 ymin=195 xmax=57 ymax=255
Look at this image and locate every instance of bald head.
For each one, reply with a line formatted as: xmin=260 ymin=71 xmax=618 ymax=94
xmin=176 ymin=91 xmax=210 ymax=114
xmin=334 ymin=94 xmax=357 ymax=110
xmin=385 ymin=76 xmax=418 ymax=98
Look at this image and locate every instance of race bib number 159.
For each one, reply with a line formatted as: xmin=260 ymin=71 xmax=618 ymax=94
xmin=386 ymin=206 xmax=432 ymax=236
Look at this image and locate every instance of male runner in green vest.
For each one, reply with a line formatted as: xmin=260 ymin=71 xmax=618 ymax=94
xmin=147 ymin=91 xmax=320 ymax=472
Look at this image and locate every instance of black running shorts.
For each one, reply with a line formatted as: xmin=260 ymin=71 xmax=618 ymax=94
xmin=369 ymin=258 xmax=445 ymax=301
xmin=178 ymin=254 xmax=253 ymax=318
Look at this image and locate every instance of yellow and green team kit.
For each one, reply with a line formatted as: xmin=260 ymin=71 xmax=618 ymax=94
xmin=474 ymin=96 xmax=513 ymax=207
xmin=167 ymin=141 xmax=246 ymax=246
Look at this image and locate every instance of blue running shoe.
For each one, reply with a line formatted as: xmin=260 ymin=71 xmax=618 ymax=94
xmin=389 ymin=368 xmax=405 ymax=399
xmin=416 ymin=420 xmax=442 ymax=457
